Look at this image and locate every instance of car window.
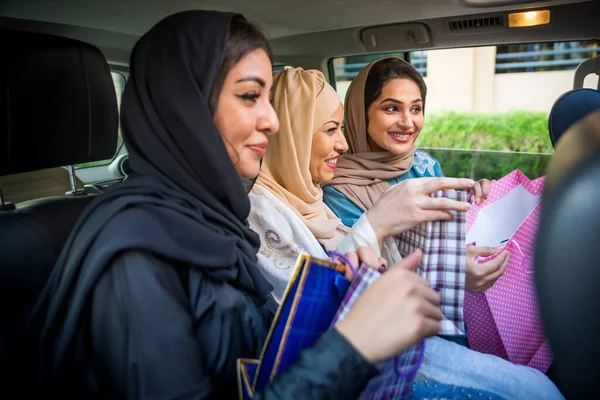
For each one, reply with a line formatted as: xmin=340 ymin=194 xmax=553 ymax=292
xmin=75 ymin=71 xmax=126 ymax=169
xmin=330 ymin=40 xmax=600 ymax=180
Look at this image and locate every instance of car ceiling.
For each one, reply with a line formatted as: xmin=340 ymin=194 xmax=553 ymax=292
xmin=0 ymin=0 xmax=588 ymax=38
xmin=0 ymin=0 xmax=595 ymax=65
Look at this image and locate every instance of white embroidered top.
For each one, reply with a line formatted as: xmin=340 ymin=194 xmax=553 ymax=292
xmin=248 ymin=184 xmax=399 ymax=303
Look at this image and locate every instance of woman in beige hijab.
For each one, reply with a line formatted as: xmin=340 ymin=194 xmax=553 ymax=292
xmin=248 ymin=67 xmax=388 ymax=302
xmin=323 ymin=57 xmax=509 ymax=297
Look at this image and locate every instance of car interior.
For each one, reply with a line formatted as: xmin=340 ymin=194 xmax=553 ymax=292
xmin=0 ymin=0 xmax=598 ymax=397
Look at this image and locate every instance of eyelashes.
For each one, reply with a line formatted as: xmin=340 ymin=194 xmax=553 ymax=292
xmin=383 ymin=106 xmax=422 ymax=113
xmin=236 ymin=93 xmax=260 ymax=102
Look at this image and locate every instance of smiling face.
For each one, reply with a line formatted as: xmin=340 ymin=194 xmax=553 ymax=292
xmin=309 ymin=103 xmax=347 ymax=183
xmin=366 ymin=78 xmax=424 ymax=156
xmin=213 ymin=48 xmax=279 ymax=179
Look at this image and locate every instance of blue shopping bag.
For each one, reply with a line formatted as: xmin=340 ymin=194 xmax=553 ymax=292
xmin=237 ymin=252 xmax=351 ymax=399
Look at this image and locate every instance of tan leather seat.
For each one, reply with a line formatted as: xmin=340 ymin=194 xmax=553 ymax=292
xmin=0 ymin=168 xmax=84 ymax=203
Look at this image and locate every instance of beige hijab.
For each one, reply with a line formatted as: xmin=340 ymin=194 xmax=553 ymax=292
xmin=256 ymin=67 xmax=343 ymax=244
xmin=328 ymin=57 xmax=420 ymax=211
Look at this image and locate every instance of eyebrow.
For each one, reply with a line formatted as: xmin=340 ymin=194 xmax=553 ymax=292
xmin=379 ymin=98 xmax=422 ymax=105
xmin=236 ymin=76 xmax=266 ymax=87
xmin=323 ymin=120 xmax=341 ymax=126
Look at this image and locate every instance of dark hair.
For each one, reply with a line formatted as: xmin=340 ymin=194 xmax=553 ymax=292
xmin=209 ymin=15 xmax=273 ymax=112
xmin=363 ymin=58 xmax=427 ymax=115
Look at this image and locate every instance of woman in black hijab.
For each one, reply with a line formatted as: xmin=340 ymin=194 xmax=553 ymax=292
xmin=29 ymin=10 xmax=444 ymax=399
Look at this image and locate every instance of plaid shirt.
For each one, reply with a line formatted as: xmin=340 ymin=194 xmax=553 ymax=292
xmin=394 ymin=190 xmax=467 ymax=336
xmin=332 ymin=264 xmax=424 ymax=400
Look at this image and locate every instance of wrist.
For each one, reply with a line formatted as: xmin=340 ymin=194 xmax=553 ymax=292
xmin=366 ymin=210 xmax=387 ymax=246
xmin=334 ymin=320 xmax=378 ymax=364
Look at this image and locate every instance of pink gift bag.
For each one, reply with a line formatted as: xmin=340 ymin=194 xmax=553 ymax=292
xmin=463 ymin=169 xmax=553 ymax=373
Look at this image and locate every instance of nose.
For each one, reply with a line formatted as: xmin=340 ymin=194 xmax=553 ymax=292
xmin=334 ymin=129 xmax=349 ymax=154
xmin=397 ymin=110 xmax=412 ymax=129
xmin=257 ymin=101 xmax=280 ymax=136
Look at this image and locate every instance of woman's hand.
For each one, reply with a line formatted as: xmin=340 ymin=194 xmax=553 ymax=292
xmin=336 ymin=246 xmax=387 ymax=281
xmin=335 ymin=250 xmax=442 ymax=364
xmin=366 ymin=177 xmax=475 ymax=245
xmin=470 ymin=179 xmax=496 ymax=204
xmin=465 ymin=245 xmax=509 ymax=293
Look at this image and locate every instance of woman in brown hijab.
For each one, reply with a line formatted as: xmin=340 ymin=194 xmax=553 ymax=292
xmin=248 ymin=67 xmax=389 ymax=302
xmin=323 ymin=57 xmax=509 ymax=297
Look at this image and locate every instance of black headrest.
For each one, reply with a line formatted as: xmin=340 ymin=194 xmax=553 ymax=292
xmin=548 ymin=88 xmax=600 ymax=148
xmin=535 ymin=111 xmax=600 ymax=398
xmin=0 ymin=29 xmax=118 ymax=176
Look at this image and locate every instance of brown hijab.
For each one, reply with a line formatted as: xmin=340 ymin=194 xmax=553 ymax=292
xmin=328 ymin=57 xmax=420 ymax=211
xmin=256 ymin=67 xmax=343 ymax=244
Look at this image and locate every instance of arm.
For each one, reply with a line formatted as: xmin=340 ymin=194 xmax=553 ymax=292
xmin=90 ymin=252 xmax=214 ymax=399
xmin=90 ymin=251 xmax=376 ymax=399
xmin=255 ymin=329 xmax=377 ymax=399
xmin=336 ymin=212 xmax=381 ymax=256
xmin=335 ymin=211 xmax=403 ymax=264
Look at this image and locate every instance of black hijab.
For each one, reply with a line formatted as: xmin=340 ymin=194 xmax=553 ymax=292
xmin=30 ymin=10 xmax=273 ymax=383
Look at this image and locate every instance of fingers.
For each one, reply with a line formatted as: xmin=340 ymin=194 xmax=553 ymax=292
xmin=344 ymin=265 xmax=355 ymax=281
xmin=418 ymin=285 xmax=442 ymax=306
xmin=426 ymin=211 xmax=454 ymax=221
xmin=479 ymin=179 xmax=491 ymax=198
xmin=419 ymin=177 xmax=475 ymax=194
xmin=472 ymin=181 xmax=482 ymax=204
xmin=477 ymin=179 xmax=491 ymax=204
xmin=471 ymin=179 xmax=492 ymax=204
xmin=468 ymin=251 xmax=509 ymax=293
xmin=422 ymin=319 xmax=442 ymax=338
xmin=467 ymin=245 xmax=502 ymax=257
xmin=423 ymin=197 xmax=471 ymax=212
xmin=390 ymin=249 xmax=422 ymax=272
xmin=355 ymin=246 xmax=379 ymax=271
xmin=420 ymin=300 xmax=444 ymax=321
xmin=378 ymin=257 xmax=387 ymax=273
xmin=344 ymin=252 xmax=359 ymax=270
xmin=331 ymin=257 xmax=355 ymax=281
xmin=484 ymin=251 xmax=509 ymax=283
xmin=411 ymin=210 xmax=453 ymax=225
xmin=478 ymin=250 xmax=509 ymax=277
xmin=471 ymin=182 xmax=483 ymax=204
